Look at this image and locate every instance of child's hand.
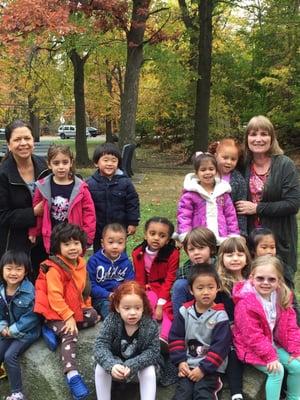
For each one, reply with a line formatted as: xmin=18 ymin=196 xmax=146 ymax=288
xmin=288 ymin=355 xmax=300 ymax=363
xmin=28 ymin=235 xmax=36 ymax=244
xmin=188 ymin=366 xmax=204 ymax=382
xmin=111 ymin=364 xmax=127 ymax=380
xmin=266 ymin=360 xmax=281 ymax=373
xmin=1 ymin=327 xmax=10 ymax=337
xmin=155 ymin=305 xmax=163 ymax=321
xmin=33 ymin=201 xmax=44 ymax=217
xmin=123 ymin=366 xmax=131 ymax=378
xmin=61 ymin=316 xmax=78 ymax=335
xmin=127 ymin=225 xmax=136 ymax=236
xmin=178 ymin=361 xmax=190 ymax=377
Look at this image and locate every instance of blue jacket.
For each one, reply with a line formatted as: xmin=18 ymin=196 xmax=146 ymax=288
xmin=87 ymin=250 xmax=135 ymax=301
xmin=86 ymin=169 xmax=140 ymax=246
xmin=0 ymin=278 xmax=41 ymax=342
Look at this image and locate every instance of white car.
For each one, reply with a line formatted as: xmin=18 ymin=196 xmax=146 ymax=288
xmin=57 ymin=125 xmax=90 ymax=139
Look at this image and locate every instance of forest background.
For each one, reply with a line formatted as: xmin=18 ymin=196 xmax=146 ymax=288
xmin=0 ymin=0 xmax=299 ymax=166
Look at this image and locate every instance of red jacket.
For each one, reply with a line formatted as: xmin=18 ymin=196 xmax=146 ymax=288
xmin=132 ymin=244 xmax=179 ymax=301
xmin=34 ymin=256 xmax=91 ymax=322
xmin=28 ymin=174 xmax=96 ymax=253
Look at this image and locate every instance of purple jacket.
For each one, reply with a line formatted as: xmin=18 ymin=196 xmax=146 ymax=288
xmin=233 ymin=280 xmax=300 ymax=365
xmin=176 ymin=173 xmax=239 ymax=243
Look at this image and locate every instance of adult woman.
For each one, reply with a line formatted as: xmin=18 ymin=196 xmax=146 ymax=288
xmin=0 ymin=120 xmax=48 ymax=279
xmin=236 ymin=115 xmax=300 ymax=276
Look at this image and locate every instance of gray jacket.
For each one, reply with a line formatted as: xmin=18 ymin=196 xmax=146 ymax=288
xmin=94 ymin=312 xmax=160 ymax=376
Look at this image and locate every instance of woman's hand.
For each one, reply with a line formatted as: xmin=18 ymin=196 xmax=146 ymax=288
xmin=266 ymin=360 xmax=281 ymax=373
xmin=28 ymin=235 xmax=36 ymax=244
xmin=235 ymin=200 xmax=257 ymax=215
xmin=33 ymin=201 xmax=44 ymax=217
xmin=61 ymin=316 xmax=78 ymax=335
xmin=127 ymin=225 xmax=136 ymax=236
xmin=111 ymin=364 xmax=128 ymax=380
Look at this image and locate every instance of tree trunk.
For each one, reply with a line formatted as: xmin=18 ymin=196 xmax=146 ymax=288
xmin=28 ymin=93 xmax=40 ymax=142
xmin=193 ymin=0 xmax=214 ymax=152
xmin=105 ymin=69 xmax=114 ymax=143
xmin=119 ymin=0 xmax=150 ymax=149
xmin=69 ymin=49 xmax=90 ymax=166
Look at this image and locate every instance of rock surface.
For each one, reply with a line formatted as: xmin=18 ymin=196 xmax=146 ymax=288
xmin=0 ymin=325 xmax=265 ymax=400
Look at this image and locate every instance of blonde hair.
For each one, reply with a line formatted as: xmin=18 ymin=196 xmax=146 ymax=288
xmin=244 ymin=115 xmax=284 ymax=160
xmin=251 ymin=255 xmax=291 ymax=309
xmin=217 ymin=237 xmax=251 ymax=295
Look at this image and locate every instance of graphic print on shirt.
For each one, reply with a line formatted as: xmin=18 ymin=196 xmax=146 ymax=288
xmin=188 ymin=339 xmax=209 ymax=358
xmin=96 ymin=264 xmax=129 ymax=282
xmin=51 ymin=195 xmax=69 ymax=223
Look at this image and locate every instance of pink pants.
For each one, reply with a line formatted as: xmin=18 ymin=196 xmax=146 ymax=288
xmin=146 ymin=290 xmax=171 ymax=342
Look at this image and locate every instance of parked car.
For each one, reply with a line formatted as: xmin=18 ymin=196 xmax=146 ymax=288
xmin=0 ymin=128 xmax=5 ymax=140
xmin=58 ymin=125 xmax=90 ymax=139
xmin=86 ymin=126 xmax=98 ymax=137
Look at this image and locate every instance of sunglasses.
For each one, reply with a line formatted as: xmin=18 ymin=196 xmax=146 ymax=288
xmin=254 ymin=276 xmax=277 ymax=284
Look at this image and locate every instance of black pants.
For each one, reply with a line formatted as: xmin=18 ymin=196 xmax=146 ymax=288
xmin=172 ymin=373 xmax=222 ymax=400
xmin=226 ymin=347 xmax=243 ymax=396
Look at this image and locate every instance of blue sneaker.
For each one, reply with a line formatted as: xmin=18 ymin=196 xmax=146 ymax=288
xmin=66 ymin=375 xmax=89 ymax=400
xmin=42 ymin=325 xmax=59 ymax=352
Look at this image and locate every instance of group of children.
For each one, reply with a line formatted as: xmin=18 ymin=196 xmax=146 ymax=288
xmin=0 ymin=138 xmax=299 ymax=400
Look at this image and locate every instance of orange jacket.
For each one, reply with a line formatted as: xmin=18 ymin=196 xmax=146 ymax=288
xmin=34 ymin=255 xmax=91 ymax=322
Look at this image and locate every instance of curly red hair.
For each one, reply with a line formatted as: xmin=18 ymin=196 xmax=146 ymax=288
xmin=110 ymin=281 xmax=152 ymax=316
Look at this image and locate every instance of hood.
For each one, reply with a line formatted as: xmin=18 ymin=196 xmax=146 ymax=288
xmin=183 ymin=173 xmax=231 ymax=199
xmin=92 ymin=168 xmax=125 ymax=183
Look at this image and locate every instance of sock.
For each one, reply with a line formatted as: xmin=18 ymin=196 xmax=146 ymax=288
xmin=232 ymin=395 xmax=243 ymax=400
xmin=67 ymin=370 xmax=79 ymax=380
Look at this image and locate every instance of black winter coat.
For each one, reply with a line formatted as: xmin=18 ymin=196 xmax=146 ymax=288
xmin=245 ymin=154 xmax=300 ymax=274
xmin=87 ymin=169 xmax=140 ymax=250
xmin=0 ymin=153 xmax=47 ymax=272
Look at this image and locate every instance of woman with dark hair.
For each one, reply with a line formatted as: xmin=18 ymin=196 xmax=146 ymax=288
xmin=236 ymin=115 xmax=300 ymax=274
xmin=0 ymin=120 xmax=48 ymax=280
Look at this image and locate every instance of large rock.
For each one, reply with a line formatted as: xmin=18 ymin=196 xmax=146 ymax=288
xmin=0 ymin=325 xmax=266 ymax=400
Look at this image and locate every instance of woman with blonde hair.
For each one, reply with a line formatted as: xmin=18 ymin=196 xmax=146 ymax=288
xmin=236 ymin=115 xmax=300 ymax=275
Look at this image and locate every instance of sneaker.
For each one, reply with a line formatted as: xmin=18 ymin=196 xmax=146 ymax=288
xmin=66 ymin=374 xmax=89 ymax=400
xmin=42 ymin=325 xmax=59 ymax=352
xmin=0 ymin=363 xmax=7 ymax=379
xmin=5 ymin=392 xmax=25 ymax=400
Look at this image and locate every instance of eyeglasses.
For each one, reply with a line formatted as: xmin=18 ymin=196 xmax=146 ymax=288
xmin=254 ymin=276 xmax=277 ymax=284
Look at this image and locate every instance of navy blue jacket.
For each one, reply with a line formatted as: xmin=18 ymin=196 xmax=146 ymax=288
xmin=86 ymin=169 xmax=140 ymax=249
xmin=87 ymin=249 xmax=135 ymax=301
xmin=0 ymin=278 xmax=41 ymax=342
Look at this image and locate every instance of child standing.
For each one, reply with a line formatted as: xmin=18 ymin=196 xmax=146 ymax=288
xmin=94 ymin=281 xmax=160 ymax=400
xmin=34 ymin=223 xmax=99 ymax=400
xmin=176 ymin=152 xmax=240 ymax=244
xmin=28 ymin=144 xmax=96 ymax=253
xmin=216 ymin=237 xmax=251 ymax=400
xmin=0 ymin=251 xmax=41 ymax=400
xmin=172 ymin=227 xmax=217 ymax=317
xmin=87 ymin=223 xmax=135 ymax=319
xmin=210 ymin=139 xmax=247 ymax=236
xmin=87 ymin=143 xmax=140 ymax=252
xmin=169 ymin=264 xmax=232 ymax=400
xmin=233 ymin=255 xmax=300 ymax=400
xmin=132 ymin=217 xmax=179 ymax=345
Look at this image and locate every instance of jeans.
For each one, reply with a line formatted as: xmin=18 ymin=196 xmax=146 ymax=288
xmin=93 ymin=298 xmax=111 ymax=319
xmin=254 ymin=347 xmax=300 ymax=400
xmin=171 ymin=279 xmax=193 ymax=318
xmin=0 ymin=338 xmax=32 ymax=393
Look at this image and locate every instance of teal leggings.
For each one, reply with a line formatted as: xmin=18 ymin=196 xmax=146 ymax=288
xmin=254 ymin=347 xmax=300 ymax=400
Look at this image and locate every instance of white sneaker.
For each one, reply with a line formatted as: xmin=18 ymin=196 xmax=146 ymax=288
xmin=6 ymin=392 xmax=25 ymax=400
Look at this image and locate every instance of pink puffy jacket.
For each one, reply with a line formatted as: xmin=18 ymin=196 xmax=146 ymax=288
xmin=233 ymin=280 xmax=300 ymax=366
xmin=28 ymin=174 xmax=96 ymax=253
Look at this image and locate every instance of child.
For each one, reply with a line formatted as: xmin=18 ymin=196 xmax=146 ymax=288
xmin=169 ymin=263 xmax=232 ymax=400
xmin=210 ymin=139 xmax=247 ymax=236
xmin=216 ymin=237 xmax=251 ymax=400
xmin=94 ymin=281 xmax=160 ymax=400
xmin=28 ymin=144 xmax=96 ymax=254
xmin=87 ymin=143 xmax=140 ymax=252
xmin=233 ymin=255 xmax=300 ymax=400
xmin=132 ymin=217 xmax=179 ymax=346
xmin=0 ymin=251 xmax=41 ymax=400
xmin=172 ymin=227 xmax=217 ymax=317
xmin=87 ymin=223 xmax=135 ymax=319
xmin=176 ymin=152 xmax=240 ymax=244
xmin=34 ymin=222 xmax=99 ymax=400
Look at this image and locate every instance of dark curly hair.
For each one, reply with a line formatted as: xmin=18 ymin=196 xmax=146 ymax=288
xmin=50 ymin=222 xmax=87 ymax=255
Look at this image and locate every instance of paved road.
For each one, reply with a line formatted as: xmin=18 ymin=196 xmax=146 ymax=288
xmin=40 ymin=134 xmax=106 ymax=142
